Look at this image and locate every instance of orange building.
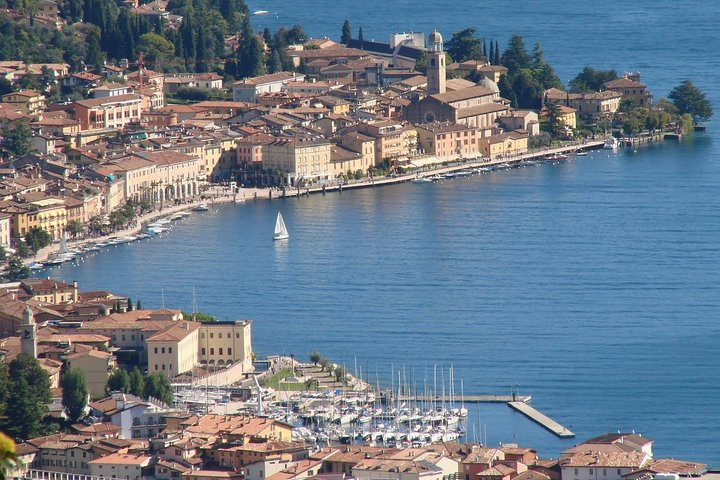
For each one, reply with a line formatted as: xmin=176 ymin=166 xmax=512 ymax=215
xmin=73 ymin=94 xmax=143 ymax=131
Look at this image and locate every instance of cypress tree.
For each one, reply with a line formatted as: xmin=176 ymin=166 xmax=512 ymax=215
xmin=482 ymin=39 xmax=487 ymax=60
xmin=127 ymin=297 xmax=133 ymax=311
xmin=129 ymin=367 xmax=145 ymax=397
xmin=494 ymin=40 xmax=500 ymax=65
xmin=61 ymin=368 xmax=88 ymax=423
xmin=358 ymin=27 xmax=364 ymax=43
xmin=489 ymin=40 xmax=494 ymax=65
xmin=341 ymin=19 xmax=351 ymax=44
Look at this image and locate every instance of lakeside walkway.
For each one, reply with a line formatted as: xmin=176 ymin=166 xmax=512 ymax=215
xmin=278 ymin=140 xmax=605 ymax=198
xmin=23 ymin=141 xmax=603 ymax=268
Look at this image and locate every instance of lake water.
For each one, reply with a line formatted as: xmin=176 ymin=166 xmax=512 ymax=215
xmin=46 ymin=0 xmax=720 ymax=464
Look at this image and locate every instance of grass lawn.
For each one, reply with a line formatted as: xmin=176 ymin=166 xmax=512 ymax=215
xmin=261 ymin=368 xmax=309 ymax=391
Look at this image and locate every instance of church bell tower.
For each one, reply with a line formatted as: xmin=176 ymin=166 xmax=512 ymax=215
xmin=20 ymin=306 xmax=37 ymax=358
xmin=427 ymin=30 xmax=446 ymax=95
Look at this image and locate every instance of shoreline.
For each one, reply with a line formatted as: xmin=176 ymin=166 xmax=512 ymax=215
xmin=24 ymin=138 xmax=640 ymax=269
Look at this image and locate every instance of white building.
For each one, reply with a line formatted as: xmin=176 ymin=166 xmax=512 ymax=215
xmin=232 ymin=72 xmax=305 ymax=102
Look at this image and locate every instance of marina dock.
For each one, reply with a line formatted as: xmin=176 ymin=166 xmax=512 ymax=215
xmin=398 ymin=394 xmax=531 ymax=403
xmin=508 ymin=401 xmax=575 ymax=438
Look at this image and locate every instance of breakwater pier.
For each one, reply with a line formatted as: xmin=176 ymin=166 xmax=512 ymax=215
xmin=509 ymin=401 xmax=575 ymax=438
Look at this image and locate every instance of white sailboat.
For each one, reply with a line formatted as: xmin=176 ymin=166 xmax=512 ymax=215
xmin=273 ymin=212 xmax=289 ymax=240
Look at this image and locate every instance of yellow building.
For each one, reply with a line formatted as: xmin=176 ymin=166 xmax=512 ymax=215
xmin=478 ymin=132 xmax=529 ymax=159
xmin=64 ymin=349 xmax=115 ymax=396
xmin=26 ymin=197 xmax=68 ymax=241
xmin=198 ymin=320 xmax=253 ymax=371
xmin=263 ymin=136 xmax=332 ymax=186
xmin=1 ymin=90 xmax=46 ymax=114
xmin=540 ymin=105 xmax=577 ymax=130
xmin=20 ymin=278 xmax=78 ymax=303
xmin=147 ymin=321 xmax=201 ymax=378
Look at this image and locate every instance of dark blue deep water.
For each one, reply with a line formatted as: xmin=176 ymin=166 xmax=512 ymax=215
xmin=47 ymin=0 xmax=720 ymax=464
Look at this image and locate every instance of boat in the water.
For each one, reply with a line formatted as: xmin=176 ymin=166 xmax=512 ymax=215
xmin=252 ymin=9 xmax=269 ymax=15
xmin=603 ymin=136 xmax=619 ymax=150
xmin=273 ymin=212 xmax=289 ymax=241
xmin=192 ymin=203 xmax=209 ymax=212
xmin=411 ymin=177 xmax=433 ymax=184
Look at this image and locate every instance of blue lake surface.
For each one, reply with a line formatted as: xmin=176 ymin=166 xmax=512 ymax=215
xmin=45 ymin=0 xmax=720 ymax=464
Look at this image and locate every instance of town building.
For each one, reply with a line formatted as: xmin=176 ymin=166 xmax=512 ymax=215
xmin=89 ymin=453 xmax=153 ymax=480
xmin=73 ymin=94 xmax=144 ymax=131
xmin=64 ymin=348 xmax=115 ymax=397
xmin=233 ymin=72 xmax=306 ymax=103
xmin=147 ymin=321 xmax=201 ymax=377
xmin=543 ymin=89 xmax=622 ymax=121
xmin=602 ymin=74 xmax=651 ymax=107
xmin=1 ymin=90 xmax=46 ymax=114
xmin=415 ymin=122 xmax=481 ymax=158
xmin=262 ymin=135 xmax=332 ymax=186
xmin=198 ymin=320 xmax=253 ymax=371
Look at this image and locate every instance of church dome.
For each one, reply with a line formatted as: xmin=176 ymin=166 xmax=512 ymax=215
xmin=429 ymin=30 xmax=443 ymax=45
xmin=478 ymin=76 xmax=500 ymax=94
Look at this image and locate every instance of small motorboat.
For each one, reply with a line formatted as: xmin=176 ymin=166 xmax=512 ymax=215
xmin=192 ymin=203 xmax=209 ymax=212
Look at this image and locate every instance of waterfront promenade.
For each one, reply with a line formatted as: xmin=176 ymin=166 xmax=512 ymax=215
xmin=24 ymin=140 xmax=603 ymax=268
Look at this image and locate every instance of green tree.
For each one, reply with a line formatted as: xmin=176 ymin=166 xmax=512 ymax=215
xmin=0 ymin=246 xmax=6 ymax=263
xmin=358 ymin=26 xmax=364 ymax=43
xmin=65 ymin=219 xmax=84 ymax=239
xmin=541 ymin=103 xmax=565 ymax=138
xmin=136 ymin=299 xmax=142 ymax=310
xmin=309 ymin=351 xmax=321 ymax=366
xmin=501 ymin=34 xmax=531 ymax=75
xmin=61 ymin=368 xmax=87 ymax=423
xmin=493 ymin=40 xmax=500 ymax=66
xmin=3 ymin=353 xmax=51 ymax=439
xmin=569 ymin=66 xmax=618 ymax=93
xmin=415 ymin=51 xmax=427 ymax=74
xmin=238 ymin=35 xmax=266 ymax=78
xmin=24 ymin=227 xmax=51 ymax=252
xmin=6 ymin=257 xmax=30 ymax=281
xmin=0 ymin=78 xmax=12 ymax=96
xmin=333 ymin=365 xmax=346 ymax=383
xmin=446 ymin=27 xmax=484 ymax=62
xmin=341 ymin=19 xmax=351 ymax=44
xmin=85 ymin=28 xmax=104 ymax=70
xmin=15 ymin=241 xmax=29 ymax=258
xmin=144 ymin=373 xmax=173 ymax=404
xmin=129 ymin=367 xmax=145 ymax=397
xmin=1 ymin=120 xmax=32 ymax=159
xmin=318 ymin=358 xmax=332 ymax=372
xmin=139 ymin=32 xmax=175 ymax=68
xmin=668 ymin=80 xmax=713 ymax=123
xmin=497 ymin=74 xmax=517 ymax=108
xmin=531 ymin=42 xmax=562 ymax=90
xmin=127 ymin=297 xmax=133 ymax=311
xmin=106 ymin=368 xmax=131 ymax=394
xmin=182 ymin=311 xmax=215 ymax=322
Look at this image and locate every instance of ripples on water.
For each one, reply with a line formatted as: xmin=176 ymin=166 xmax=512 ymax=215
xmin=52 ymin=138 xmax=720 ymax=461
xmin=46 ymin=0 xmax=720 ymax=462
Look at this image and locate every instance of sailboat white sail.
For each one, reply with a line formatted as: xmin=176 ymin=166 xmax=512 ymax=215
xmin=273 ymin=212 xmax=289 ymax=240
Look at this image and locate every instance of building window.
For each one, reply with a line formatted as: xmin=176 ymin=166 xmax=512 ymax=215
xmin=169 ymin=347 xmax=172 ymax=353
xmin=154 ymin=347 xmax=158 ymax=354
xmin=161 ymin=347 xmax=165 ymax=354
xmin=210 ymin=348 xmax=214 ymax=355
xmin=590 ymin=469 xmax=593 ymax=475
xmin=236 ymin=333 xmax=240 ymax=338
xmin=219 ymin=348 xmax=223 ymax=355
xmin=201 ymin=348 xmax=206 ymax=355
xmin=227 ymin=348 xmax=232 ymax=355
xmin=162 ymin=364 xmax=165 ymax=370
xmin=603 ymin=470 xmax=607 ymax=476
xmin=575 ymin=470 xmax=578 ymax=475
xmin=155 ymin=364 xmax=158 ymax=370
